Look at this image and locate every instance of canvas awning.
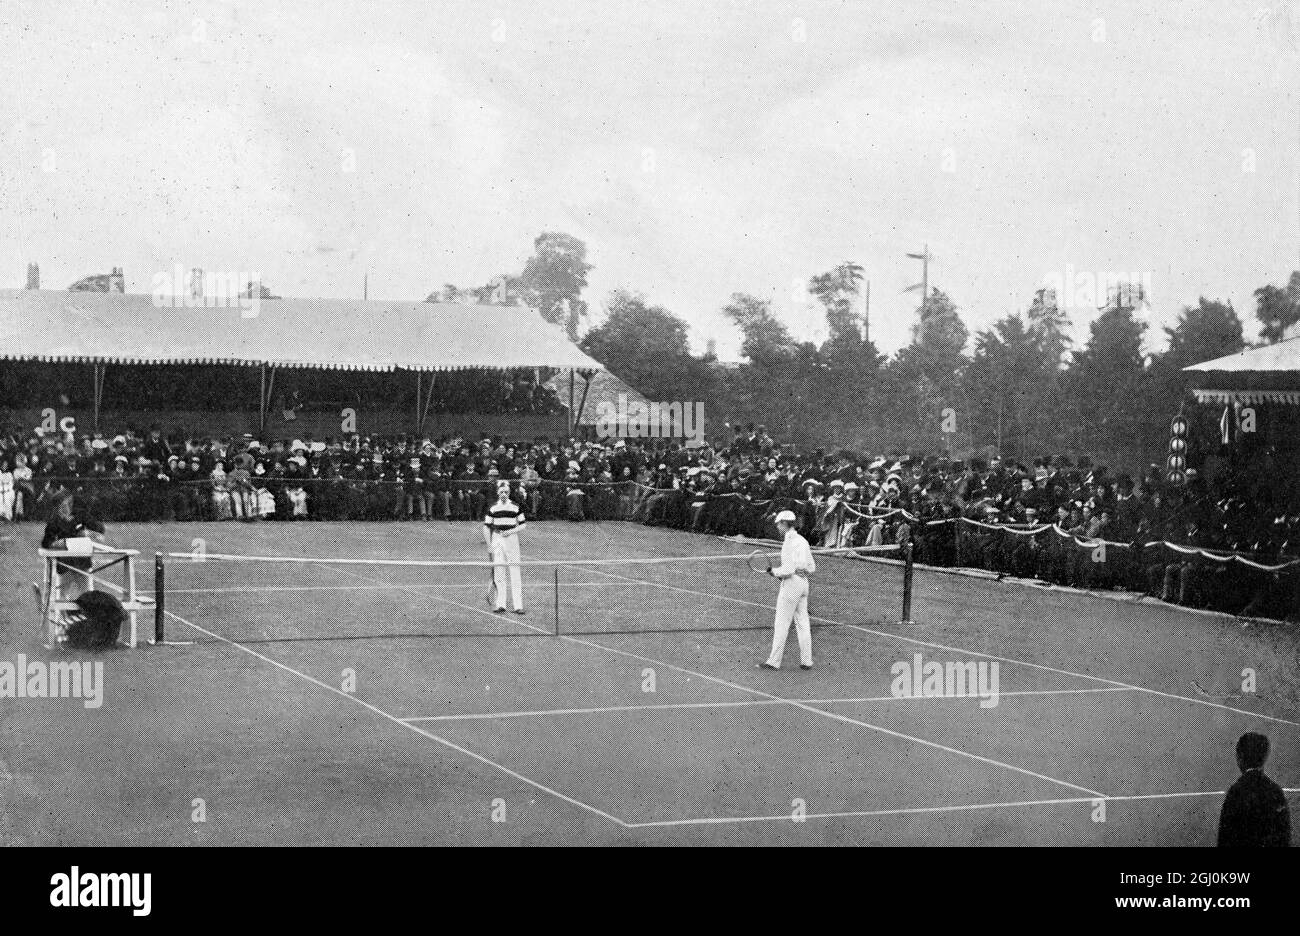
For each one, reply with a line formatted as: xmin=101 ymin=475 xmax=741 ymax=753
xmin=1183 ymin=334 xmax=1300 ymax=406
xmin=0 ymin=289 xmax=605 ymax=372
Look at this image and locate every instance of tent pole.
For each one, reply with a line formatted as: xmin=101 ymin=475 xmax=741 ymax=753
xmin=92 ymin=363 xmax=104 ymax=432
xmin=419 ymin=372 xmax=436 ymax=436
xmin=264 ymin=365 xmax=276 ymax=441
xmin=259 ymin=364 xmax=266 ymax=436
xmin=415 ymin=371 xmax=421 ymax=436
xmin=568 ymin=370 xmax=575 ymax=438
xmin=574 ymin=370 xmax=594 ymax=433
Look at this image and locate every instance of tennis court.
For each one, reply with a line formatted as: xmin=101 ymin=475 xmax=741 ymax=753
xmin=3 ymin=520 xmax=1297 ymax=846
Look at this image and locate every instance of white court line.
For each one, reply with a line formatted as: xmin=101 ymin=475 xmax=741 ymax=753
xmin=843 ymin=622 xmax=1300 ymax=730
xmin=401 ymin=687 xmax=1137 ymax=723
xmin=104 ymin=572 xmax=629 ymax=829
xmin=163 ymin=582 xmax=611 ymax=594
xmin=621 ymin=789 xmax=1242 ymax=829
xmin=324 ymin=558 xmax=1105 ymax=798
xmin=568 ymin=555 xmax=1300 ymax=729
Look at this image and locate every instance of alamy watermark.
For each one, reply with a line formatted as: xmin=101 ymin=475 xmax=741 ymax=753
xmin=150 ymin=265 xmax=261 ymax=318
xmin=50 ymin=867 xmax=151 ymax=916
xmin=890 ymin=652 xmax=1000 ymax=708
xmin=0 ymin=655 xmax=104 ymax=709
xmin=1041 ymin=268 xmax=1152 ymax=311
xmin=594 ymin=393 xmax=705 ymax=442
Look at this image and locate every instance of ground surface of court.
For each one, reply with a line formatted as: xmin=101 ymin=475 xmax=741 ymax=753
xmin=3 ymin=520 xmax=1297 ymax=845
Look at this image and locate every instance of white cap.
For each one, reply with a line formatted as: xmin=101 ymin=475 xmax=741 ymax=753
xmin=774 ymin=510 xmax=797 ymax=524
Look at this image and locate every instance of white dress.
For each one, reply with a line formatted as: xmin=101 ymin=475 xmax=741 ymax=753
xmin=0 ymin=469 xmax=14 ymax=521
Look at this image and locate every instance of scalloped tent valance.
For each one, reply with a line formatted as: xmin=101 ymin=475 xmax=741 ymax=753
xmin=0 ymin=290 xmax=605 ymax=373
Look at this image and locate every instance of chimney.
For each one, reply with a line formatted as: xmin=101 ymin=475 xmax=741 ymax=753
xmin=107 ymin=266 xmax=124 ymax=293
xmin=189 ymin=267 xmax=204 ymax=299
xmin=26 ymin=262 xmax=39 ymax=289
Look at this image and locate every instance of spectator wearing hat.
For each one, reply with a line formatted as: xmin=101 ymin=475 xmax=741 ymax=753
xmin=837 ymin=481 xmax=863 ymax=547
xmin=209 ymin=459 xmax=234 ymax=520
xmin=283 ymin=456 xmax=310 ymax=519
xmin=685 ymin=468 xmax=711 ymax=532
xmin=11 ymin=452 xmax=34 ymax=520
xmin=142 ymin=424 xmax=172 ymax=466
xmin=815 ymin=478 xmax=846 ymax=548
xmin=228 ymin=453 xmax=258 ymax=521
xmin=252 ymin=460 xmax=277 ymax=519
xmin=424 ymin=448 xmax=452 ymax=521
xmin=564 ymin=471 xmax=586 ymax=522
xmin=400 ymin=453 xmax=426 ymax=520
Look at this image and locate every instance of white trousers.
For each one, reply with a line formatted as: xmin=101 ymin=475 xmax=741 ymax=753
xmin=491 ymin=533 xmax=523 ymax=611
xmin=766 ymin=574 xmax=811 ymax=668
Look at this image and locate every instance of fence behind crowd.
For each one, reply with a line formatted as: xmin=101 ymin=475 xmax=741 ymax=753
xmin=11 ymin=475 xmax=1299 ymax=620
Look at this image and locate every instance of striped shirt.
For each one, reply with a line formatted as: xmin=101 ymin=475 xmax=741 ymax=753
xmin=484 ymin=500 xmax=525 ymax=532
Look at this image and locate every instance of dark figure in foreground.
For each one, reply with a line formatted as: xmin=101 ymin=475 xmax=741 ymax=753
xmin=1217 ymin=732 xmax=1291 ymax=847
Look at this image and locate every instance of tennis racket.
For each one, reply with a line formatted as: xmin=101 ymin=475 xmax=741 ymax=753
xmin=746 ymin=550 xmax=773 ymax=575
xmin=486 ymin=544 xmax=498 ymax=607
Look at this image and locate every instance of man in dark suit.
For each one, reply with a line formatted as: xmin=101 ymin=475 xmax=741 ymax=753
xmin=1217 ymin=732 xmax=1291 ymax=847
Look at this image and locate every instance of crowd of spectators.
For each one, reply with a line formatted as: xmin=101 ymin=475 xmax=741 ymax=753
xmin=2 ymin=419 xmax=1297 ymax=619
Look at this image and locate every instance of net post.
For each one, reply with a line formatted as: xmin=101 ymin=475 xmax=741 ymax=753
xmin=901 ymin=540 xmax=914 ymax=624
xmin=553 ymin=566 xmax=560 ymax=636
xmin=154 ymin=552 xmax=165 ymax=643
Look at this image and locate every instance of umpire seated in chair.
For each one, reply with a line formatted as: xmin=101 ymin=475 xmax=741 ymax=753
xmin=41 ymin=489 xmax=110 ymax=605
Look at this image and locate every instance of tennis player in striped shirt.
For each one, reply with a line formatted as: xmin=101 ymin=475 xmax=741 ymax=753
xmin=484 ymin=481 xmax=526 ymax=614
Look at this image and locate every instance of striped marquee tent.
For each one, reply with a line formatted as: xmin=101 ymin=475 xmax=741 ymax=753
xmin=0 ymin=289 xmax=605 ymax=433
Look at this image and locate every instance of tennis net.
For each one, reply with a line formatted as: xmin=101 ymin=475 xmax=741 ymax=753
xmin=151 ymin=542 xmax=913 ymax=643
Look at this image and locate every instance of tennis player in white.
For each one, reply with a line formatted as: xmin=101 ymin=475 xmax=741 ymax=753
xmin=759 ymin=509 xmax=816 ymax=670
xmin=484 ymin=481 xmax=526 ymax=614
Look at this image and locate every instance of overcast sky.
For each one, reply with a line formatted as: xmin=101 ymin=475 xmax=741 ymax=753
xmin=2 ymin=0 xmax=1298 ymax=358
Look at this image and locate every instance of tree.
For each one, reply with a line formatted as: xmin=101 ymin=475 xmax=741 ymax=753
xmin=805 ymin=262 xmax=886 ymax=447
xmin=719 ymin=293 xmax=807 ymax=440
xmin=1146 ymin=298 xmax=1245 ymax=449
xmin=911 ymin=288 xmax=968 ymax=360
xmin=965 ymin=315 xmax=1045 ymax=457
xmin=808 ymin=261 xmax=865 ymax=348
xmin=1062 ymin=296 xmax=1149 ymax=463
xmin=722 ymin=293 xmax=797 ymax=367
xmin=580 ymin=290 xmax=716 ymax=404
xmin=519 ymin=232 xmax=593 ymax=340
xmin=877 ymin=289 xmax=969 ymax=452
xmin=1253 ymin=271 xmax=1300 ymax=344
xmin=1025 ymin=287 xmax=1072 ymax=368
xmin=1161 ymin=298 xmax=1245 ymax=369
